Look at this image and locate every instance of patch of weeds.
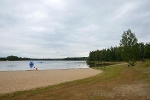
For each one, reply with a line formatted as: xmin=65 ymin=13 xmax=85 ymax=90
xmin=129 ymin=60 xmax=136 ymax=66
xmin=144 ymin=60 xmax=150 ymax=67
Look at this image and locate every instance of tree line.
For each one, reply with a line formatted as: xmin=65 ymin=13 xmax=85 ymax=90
xmin=0 ymin=56 xmax=87 ymax=61
xmin=0 ymin=55 xmax=30 ymax=61
xmin=87 ymin=43 xmax=150 ymax=61
xmin=87 ymin=29 xmax=150 ymax=66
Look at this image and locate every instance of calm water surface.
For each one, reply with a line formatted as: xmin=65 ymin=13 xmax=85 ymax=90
xmin=0 ymin=61 xmax=89 ymax=71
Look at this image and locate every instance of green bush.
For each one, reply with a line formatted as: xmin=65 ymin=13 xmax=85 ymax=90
xmin=144 ymin=60 xmax=150 ymax=67
xmin=129 ymin=60 xmax=136 ymax=66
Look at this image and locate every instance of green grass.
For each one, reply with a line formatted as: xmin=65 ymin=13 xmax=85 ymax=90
xmin=0 ymin=61 xmax=150 ymax=100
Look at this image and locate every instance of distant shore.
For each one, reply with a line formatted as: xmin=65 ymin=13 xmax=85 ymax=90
xmin=0 ymin=68 xmax=101 ymax=94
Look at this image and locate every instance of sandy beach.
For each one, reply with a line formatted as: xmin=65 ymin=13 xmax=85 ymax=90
xmin=0 ymin=68 xmax=102 ymax=94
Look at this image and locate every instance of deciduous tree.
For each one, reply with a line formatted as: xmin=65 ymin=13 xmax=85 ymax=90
xmin=120 ymin=29 xmax=138 ymax=65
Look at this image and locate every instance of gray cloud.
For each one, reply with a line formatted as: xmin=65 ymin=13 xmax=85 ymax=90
xmin=0 ymin=0 xmax=150 ymax=58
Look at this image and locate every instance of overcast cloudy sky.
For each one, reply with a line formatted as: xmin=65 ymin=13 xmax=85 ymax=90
xmin=0 ymin=0 xmax=150 ymax=58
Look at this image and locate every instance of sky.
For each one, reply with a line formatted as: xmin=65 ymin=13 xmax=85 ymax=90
xmin=0 ymin=0 xmax=150 ymax=58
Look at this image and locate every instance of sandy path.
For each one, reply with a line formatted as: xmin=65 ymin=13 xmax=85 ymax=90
xmin=0 ymin=68 xmax=101 ymax=94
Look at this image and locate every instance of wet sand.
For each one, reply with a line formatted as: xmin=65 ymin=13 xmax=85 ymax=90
xmin=0 ymin=68 xmax=102 ymax=94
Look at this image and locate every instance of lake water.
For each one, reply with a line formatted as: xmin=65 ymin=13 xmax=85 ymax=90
xmin=0 ymin=61 xmax=89 ymax=71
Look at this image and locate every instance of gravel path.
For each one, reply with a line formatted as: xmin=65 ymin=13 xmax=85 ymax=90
xmin=0 ymin=68 xmax=101 ymax=94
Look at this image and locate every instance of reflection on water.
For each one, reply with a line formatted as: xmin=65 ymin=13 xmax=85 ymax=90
xmin=0 ymin=61 xmax=89 ymax=71
xmin=6 ymin=65 xmax=18 ymax=67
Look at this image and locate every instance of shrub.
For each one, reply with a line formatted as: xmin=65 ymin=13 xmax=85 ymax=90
xmin=129 ymin=60 xmax=136 ymax=66
xmin=144 ymin=60 xmax=150 ymax=67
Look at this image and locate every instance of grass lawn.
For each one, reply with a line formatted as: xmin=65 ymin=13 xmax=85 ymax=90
xmin=0 ymin=61 xmax=150 ymax=100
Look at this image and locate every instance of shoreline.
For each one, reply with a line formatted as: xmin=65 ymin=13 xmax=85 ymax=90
xmin=0 ymin=68 xmax=102 ymax=94
xmin=0 ymin=68 xmax=89 ymax=72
